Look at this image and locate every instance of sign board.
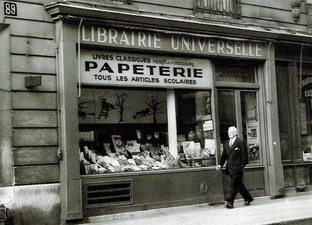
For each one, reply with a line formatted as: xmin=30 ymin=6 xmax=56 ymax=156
xmin=81 ymin=26 xmax=268 ymax=60
xmin=80 ymin=50 xmax=213 ymax=89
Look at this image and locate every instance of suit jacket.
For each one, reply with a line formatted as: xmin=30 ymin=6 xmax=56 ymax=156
xmin=219 ymin=137 xmax=247 ymax=175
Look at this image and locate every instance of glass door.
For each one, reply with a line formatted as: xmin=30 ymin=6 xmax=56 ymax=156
xmin=218 ymin=90 xmax=261 ymax=165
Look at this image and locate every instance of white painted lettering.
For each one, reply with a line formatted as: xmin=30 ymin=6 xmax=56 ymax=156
xmin=138 ymin=32 xmax=146 ymax=47
xmin=171 ymin=36 xmax=179 ymax=50
xmin=131 ymin=31 xmax=135 ymax=46
xmin=208 ymin=39 xmax=216 ymax=53
xmin=256 ymin=43 xmax=262 ymax=57
xmin=198 ymin=39 xmax=206 ymax=52
xmin=242 ymin=42 xmax=249 ymax=56
xmin=154 ymin=34 xmax=161 ymax=48
xmin=82 ymin=25 xmax=90 ymax=41
xmin=235 ymin=42 xmax=241 ymax=55
xmin=249 ymin=43 xmax=255 ymax=56
xmin=91 ymin=26 xmax=95 ymax=42
xmin=217 ymin=40 xmax=225 ymax=54
xmin=109 ymin=29 xmax=118 ymax=44
xmin=97 ymin=28 xmax=107 ymax=43
xmin=119 ymin=31 xmax=130 ymax=46
xmin=226 ymin=41 xmax=234 ymax=54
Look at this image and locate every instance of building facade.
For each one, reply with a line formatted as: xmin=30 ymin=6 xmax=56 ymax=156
xmin=1 ymin=0 xmax=312 ymax=224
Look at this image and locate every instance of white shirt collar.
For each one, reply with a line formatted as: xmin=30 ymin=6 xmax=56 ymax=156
xmin=230 ymin=136 xmax=237 ymax=144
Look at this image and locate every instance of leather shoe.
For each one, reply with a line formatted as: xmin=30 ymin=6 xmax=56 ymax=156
xmin=225 ymin=202 xmax=234 ymax=209
xmin=244 ymin=198 xmax=254 ymax=206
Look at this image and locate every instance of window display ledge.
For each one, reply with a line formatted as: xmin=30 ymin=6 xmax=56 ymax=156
xmin=81 ymin=166 xmax=217 ymax=178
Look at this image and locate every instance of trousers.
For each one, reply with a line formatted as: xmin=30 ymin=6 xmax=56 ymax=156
xmin=228 ymin=172 xmax=253 ymax=203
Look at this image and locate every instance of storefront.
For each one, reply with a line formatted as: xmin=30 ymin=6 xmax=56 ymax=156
xmin=43 ymin=2 xmax=288 ymax=220
xmin=275 ymin=43 xmax=312 ymax=193
xmin=50 ymin=17 xmax=277 ymax=219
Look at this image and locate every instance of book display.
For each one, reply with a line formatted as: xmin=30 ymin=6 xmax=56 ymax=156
xmin=79 ymin=88 xmax=216 ymax=175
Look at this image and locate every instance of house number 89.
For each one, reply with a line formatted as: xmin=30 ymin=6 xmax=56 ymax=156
xmin=4 ymin=2 xmax=17 ymax=16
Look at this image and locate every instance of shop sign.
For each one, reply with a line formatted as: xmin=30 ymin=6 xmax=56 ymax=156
xmin=81 ymin=26 xmax=267 ymax=59
xmin=80 ymin=50 xmax=212 ymax=88
xmin=215 ymin=65 xmax=255 ymax=83
xmin=301 ymin=77 xmax=312 ymax=98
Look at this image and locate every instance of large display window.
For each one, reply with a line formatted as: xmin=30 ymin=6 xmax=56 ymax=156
xmin=299 ymin=64 xmax=312 ymax=162
xmin=78 ymin=87 xmax=216 ymax=174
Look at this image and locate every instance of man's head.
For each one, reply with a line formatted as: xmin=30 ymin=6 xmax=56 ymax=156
xmin=228 ymin=126 xmax=237 ymax=139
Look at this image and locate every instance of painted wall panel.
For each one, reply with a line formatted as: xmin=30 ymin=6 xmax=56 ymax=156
xmin=12 ymin=92 xmax=57 ymax=109
xmin=11 ymin=55 xmax=56 ymax=74
xmin=13 ymin=110 xmax=57 ymax=128
xmin=13 ymin=128 xmax=58 ymax=146
xmin=11 ymin=37 xmax=55 ymax=56
xmin=14 ymin=165 xmax=60 ymax=184
xmin=12 ymin=74 xmax=56 ymax=91
xmin=14 ymin=147 xmax=59 ymax=165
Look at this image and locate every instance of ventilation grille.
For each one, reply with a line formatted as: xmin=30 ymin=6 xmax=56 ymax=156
xmin=85 ymin=180 xmax=133 ymax=207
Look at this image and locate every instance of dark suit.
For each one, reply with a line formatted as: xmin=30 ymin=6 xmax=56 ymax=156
xmin=219 ymin=137 xmax=253 ymax=204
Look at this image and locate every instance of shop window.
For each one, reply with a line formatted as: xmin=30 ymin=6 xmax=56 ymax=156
xmin=299 ymin=66 xmax=312 ymax=162
xmin=176 ymin=90 xmax=216 ymax=167
xmin=194 ymin=0 xmax=241 ymax=18
xmin=78 ymin=88 xmax=216 ymax=175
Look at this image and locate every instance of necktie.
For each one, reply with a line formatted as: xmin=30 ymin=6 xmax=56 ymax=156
xmin=230 ymin=139 xmax=233 ymax=147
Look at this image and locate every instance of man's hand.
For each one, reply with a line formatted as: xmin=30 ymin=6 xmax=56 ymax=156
xmin=216 ymin=165 xmax=221 ymax=170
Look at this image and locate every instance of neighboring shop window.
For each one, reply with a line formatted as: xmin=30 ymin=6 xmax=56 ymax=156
xmin=300 ymin=65 xmax=312 ymax=162
xmin=78 ymin=88 xmax=215 ymax=174
xmin=176 ymin=90 xmax=216 ymax=167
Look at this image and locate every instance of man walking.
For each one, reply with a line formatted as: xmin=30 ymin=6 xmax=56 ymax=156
xmin=216 ymin=126 xmax=253 ymax=209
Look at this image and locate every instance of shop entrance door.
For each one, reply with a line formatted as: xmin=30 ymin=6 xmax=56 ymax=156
xmin=218 ymin=89 xmax=267 ymax=197
xmin=218 ymin=89 xmax=261 ymax=165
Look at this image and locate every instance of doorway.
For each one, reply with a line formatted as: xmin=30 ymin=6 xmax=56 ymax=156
xmin=218 ymin=89 xmax=262 ymax=165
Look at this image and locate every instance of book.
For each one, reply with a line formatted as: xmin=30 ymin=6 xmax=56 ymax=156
xmin=111 ymin=135 xmax=127 ymax=155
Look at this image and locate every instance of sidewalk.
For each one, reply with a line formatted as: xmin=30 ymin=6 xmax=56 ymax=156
xmin=74 ymin=193 xmax=312 ymax=225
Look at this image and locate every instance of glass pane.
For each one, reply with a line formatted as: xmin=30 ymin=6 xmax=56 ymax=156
xmin=218 ymin=90 xmax=236 ymax=144
xmin=175 ymin=89 xmax=216 ymax=167
xmin=241 ymin=91 xmax=261 ymax=165
xmin=276 ymin=63 xmax=292 ymax=161
xmin=78 ymin=88 xmax=173 ymax=174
